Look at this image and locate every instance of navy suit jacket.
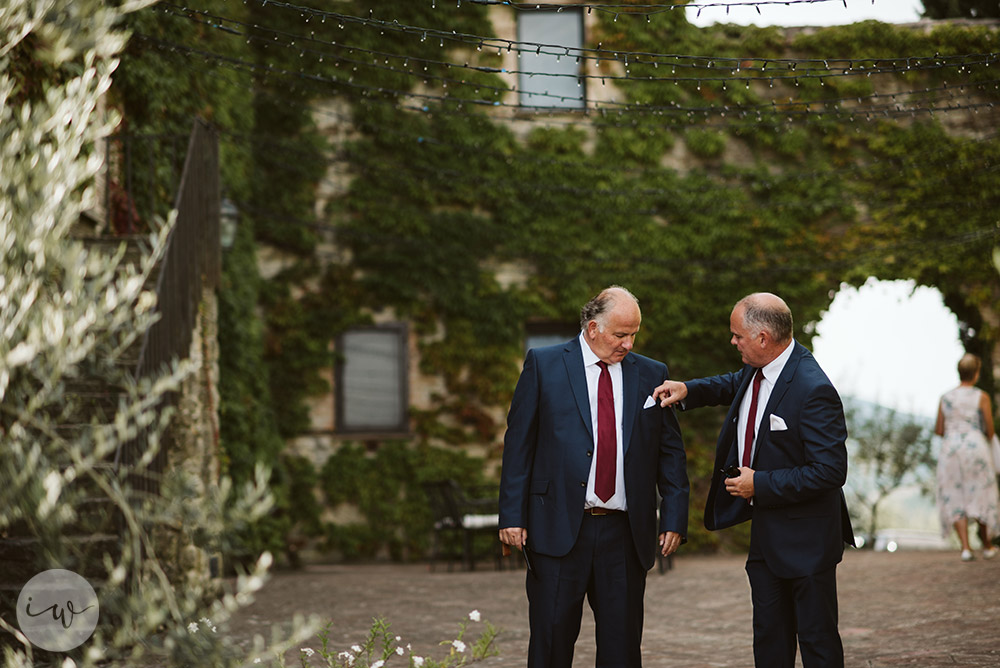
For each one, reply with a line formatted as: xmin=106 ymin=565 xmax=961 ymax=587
xmin=498 ymin=336 xmax=689 ymax=571
xmin=686 ymin=342 xmax=854 ymax=579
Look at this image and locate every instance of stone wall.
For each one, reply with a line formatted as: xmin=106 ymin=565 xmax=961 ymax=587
xmin=160 ymin=287 xmax=223 ymax=585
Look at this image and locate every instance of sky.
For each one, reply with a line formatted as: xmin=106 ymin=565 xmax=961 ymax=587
xmin=810 ymin=279 xmax=964 ymax=420
xmin=687 ymin=0 xmax=963 ymax=420
xmin=687 ymin=0 xmax=924 ymax=28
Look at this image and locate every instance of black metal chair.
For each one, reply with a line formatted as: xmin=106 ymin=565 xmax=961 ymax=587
xmin=423 ymin=479 xmax=501 ymax=571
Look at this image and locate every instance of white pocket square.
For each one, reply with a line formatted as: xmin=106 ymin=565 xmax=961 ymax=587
xmin=643 ymin=395 xmax=656 ymax=409
xmin=770 ymin=414 xmax=788 ymax=431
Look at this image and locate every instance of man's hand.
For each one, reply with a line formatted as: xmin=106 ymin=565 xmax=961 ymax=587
xmin=724 ymin=467 xmax=755 ymax=499
xmin=499 ymin=527 xmax=527 ymax=550
xmin=658 ymin=531 xmax=681 ymax=556
xmin=653 ymin=380 xmax=688 ymax=408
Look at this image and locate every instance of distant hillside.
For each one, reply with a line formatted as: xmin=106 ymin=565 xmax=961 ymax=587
xmin=842 ymin=396 xmax=950 ymax=550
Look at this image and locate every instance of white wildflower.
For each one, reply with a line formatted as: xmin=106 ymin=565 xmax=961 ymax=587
xmin=187 ymin=622 xmax=199 ymax=634
xmin=395 ymin=647 xmax=405 ymax=656
xmin=468 ymin=610 xmax=481 ymax=622
xmin=412 ymin=658 xmax=424 ymax=667
xmin=371 ymin=661 xmax=385 ymax=668
xmin=254 ymin=660 xmax=262 ymax=665
xmin=452 ymin=640 xmax=466 ymax=653
xmin=301 ymin=648 xmax=315 ymax=657
xmin=352 ymin=645 xmax=363 ymax=653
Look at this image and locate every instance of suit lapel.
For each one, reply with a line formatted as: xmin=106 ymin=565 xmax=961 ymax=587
xmin=761 ymin=342 xmax=803 ymax=419
xmin=563 ymin=338 xmax=593 ymax=434
xmin=720 ymin=367 xmax=754 ymax=465
xmin=621 ymin=355 xmax=638 ymax=454
xmin=751 ymin=342 xmax=804 ymax=465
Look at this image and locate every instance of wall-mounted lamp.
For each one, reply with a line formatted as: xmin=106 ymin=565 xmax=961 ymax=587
xmin=220 ymin=198 xmax=239 ymax=250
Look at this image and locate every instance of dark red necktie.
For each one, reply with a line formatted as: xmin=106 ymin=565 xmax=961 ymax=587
xmin=596 ymin=361 xmax=616 ymax=502
xmin=742 ymin=368 xmax=764 ymax=468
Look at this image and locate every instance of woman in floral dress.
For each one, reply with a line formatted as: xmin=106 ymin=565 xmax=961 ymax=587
xmin=935 ymin=353 xmax=999 ymax=561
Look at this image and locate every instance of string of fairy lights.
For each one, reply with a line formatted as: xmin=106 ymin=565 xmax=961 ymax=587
xmin=147 ymin=31 xmax=1000 ymax=209
xmin=144 ymin=0 xmax=1000 ymax=128
xmin=131 ymin=0 xmax=1000 ymax=265
xmin=148 ymin=32 xmax=996 ymax=169
xmin=253 ymin=0 xmax=996 ymax=76
xmin=147 ymin=0 xmax=1000 ymax=136
xmin=136 ymin=28 xmax=1000 ymax=126
xmin=462 ymin=0 xmax=848 ymax=12
xmin=156 ymin=0 xmax=1000 ymax=120
xmin=160 ymin=1 xmax=998 ymax=78
xmin=143 ymin=18 xmax=1000 ymax=212
xmin=210 ymin=75 xmax=1000 ymax=205
xmin=464 ymin=0 xmax=848 ymax=16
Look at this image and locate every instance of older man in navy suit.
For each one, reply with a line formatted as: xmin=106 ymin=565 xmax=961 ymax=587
xmin=499 ymin=286 xmax=689 ymax=668
xmin=656 ymin=292 xmax=854 ymax=668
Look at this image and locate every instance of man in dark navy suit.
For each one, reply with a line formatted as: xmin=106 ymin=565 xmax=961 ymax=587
xmin=498 ymin=286 xmax=689 ymax=668
xmin=656 ymin=292 xmax=854 ymax=668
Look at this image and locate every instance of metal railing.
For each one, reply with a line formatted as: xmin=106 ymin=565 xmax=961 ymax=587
xmin=100 ymin=131 xmax=187 ymax=236
xmin=115 ymin=118 xmax=220 ymax=495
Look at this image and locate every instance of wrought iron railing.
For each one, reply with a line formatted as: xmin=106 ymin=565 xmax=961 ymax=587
xmin=114 ymin=118 xmax=220 ymax=495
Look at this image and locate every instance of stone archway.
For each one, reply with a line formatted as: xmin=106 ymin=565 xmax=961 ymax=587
xmin=812 ymin=278 xmax=965 ymax=420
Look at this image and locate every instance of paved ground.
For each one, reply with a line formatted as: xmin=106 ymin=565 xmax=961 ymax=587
xmin=230 ymin=548 xmax=1000 ymax=667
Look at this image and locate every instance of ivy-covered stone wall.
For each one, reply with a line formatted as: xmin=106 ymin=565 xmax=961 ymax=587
xmin=106 ymin=1 xmax=1000 ymax=561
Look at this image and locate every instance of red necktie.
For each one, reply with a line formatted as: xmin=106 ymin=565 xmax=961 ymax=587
xmin=596 ymin=361 xmax=616 ymax=502
xmin=742 ymin=368 xmax=764 ymax=468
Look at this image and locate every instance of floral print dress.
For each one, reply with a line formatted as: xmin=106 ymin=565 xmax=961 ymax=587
xmin=936 ymin=386 xmax=999 ymax=535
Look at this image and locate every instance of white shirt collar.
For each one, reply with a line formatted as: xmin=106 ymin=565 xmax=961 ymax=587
xmin=579 ymin=331 xmax=615 ymax=368
xmin=761 ymin=339 xmax=795 ymax=383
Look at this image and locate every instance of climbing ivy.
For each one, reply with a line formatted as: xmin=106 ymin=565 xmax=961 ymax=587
xmin=319 ymin=442 xmax=492 ymax=561
xmin=328 ymin=6 xmax=999 ymax=551
xmin=105 ymin=2 xmax=1000 ymax=557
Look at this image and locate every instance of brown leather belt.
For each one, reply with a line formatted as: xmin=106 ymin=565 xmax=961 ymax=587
xmin=584 ymin=507 xmax=623 ymax=516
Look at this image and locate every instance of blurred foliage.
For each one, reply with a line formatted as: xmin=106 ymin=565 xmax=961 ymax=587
xmin=923 ymin=0 xmax=1000 ymax=19
xmin=319 ymin=442 xmax=491 ymax=561
xmin=0 ymin=0 xmax=318 ymax=663
xmin=843 ymin=402 xmax=936 ymax=544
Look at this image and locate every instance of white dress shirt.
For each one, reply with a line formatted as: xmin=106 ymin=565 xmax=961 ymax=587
xmin=579 ymin=332 xmax=627 ymax=510
xmin=736 ymin=339 xmax=795 ymax=467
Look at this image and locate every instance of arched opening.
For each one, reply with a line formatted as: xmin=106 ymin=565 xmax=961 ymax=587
xmin=812 ymin=278 xmax=967 ymax=551
xmin=812 ymin=277 xmax=964 ymax=421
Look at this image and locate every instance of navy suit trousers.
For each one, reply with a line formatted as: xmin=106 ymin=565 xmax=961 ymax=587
xmin=746 ymin=542 xmax=844 ymax=668
xmin=526 ymin=512 xmax=646 ymax=668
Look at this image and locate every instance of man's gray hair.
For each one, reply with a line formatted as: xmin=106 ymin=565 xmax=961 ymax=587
xmin=737 ymin=293 xmax=793 ymax=343
xmin=580 ymin=286 xmax=639 ymax=331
